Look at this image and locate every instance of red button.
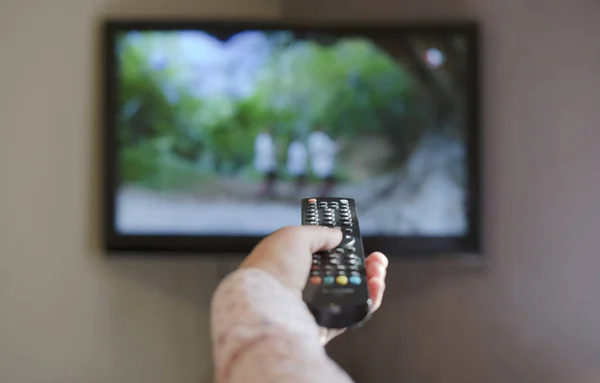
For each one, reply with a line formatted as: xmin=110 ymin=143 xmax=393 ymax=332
xmin=310 ymin=276 xmax=322 ymax=285
xmin=308 ymin=198 xmax=317 ymax=203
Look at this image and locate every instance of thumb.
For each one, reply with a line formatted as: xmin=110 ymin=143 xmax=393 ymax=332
xmin=299 ymin=226 xmax=343 ymax=254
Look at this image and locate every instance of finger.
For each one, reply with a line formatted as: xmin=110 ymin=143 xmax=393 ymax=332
xmin=365 ymin=252 xmax=389 ymax=269
xmin=297 ymin=226 xmax=343 ymax=254
xmin=368 ymin=276 xmax=386 ymax=312
xmin=366 ymin=259 xmax=387 ymax=280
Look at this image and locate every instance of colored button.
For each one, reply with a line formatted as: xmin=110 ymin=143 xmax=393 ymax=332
xmin=336 ymin=276 xmax=348 ymax=285
xmin=311 ymin=265 xmax=319 ymax=270
xmin=310 ymin=276 xmax=322 ymax=285
xmin=323 ymin=276 xmax=335 ymax=285
xmin=349 ymin=276 xmax=361 ymax=285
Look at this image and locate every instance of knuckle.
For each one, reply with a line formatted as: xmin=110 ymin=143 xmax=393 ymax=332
xmin=276 ymin=225 xmax=301 ymax=237
xmin=272 ymin=225 xmax=306 ymax=243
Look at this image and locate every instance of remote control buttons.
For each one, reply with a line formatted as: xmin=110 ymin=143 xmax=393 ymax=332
xmin=310 ymin=276 xmax=322 ymax=285
xmin=308 ymin=198 xmax=317 ymax=204
xmin=323 ymin=276 xmax=334 ymax=285
xmin=336 ymin=275 xmax=348 ymax=285
xmin=349 ymin=276 xmax=361 ymax=285
xmin=340 ymin=199 xmax=348 ymax=204
xmin=342 ymin=235 xmax=355 ymax=247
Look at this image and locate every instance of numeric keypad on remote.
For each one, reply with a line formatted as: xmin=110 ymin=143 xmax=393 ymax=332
xmin=302 ymin=198 xmax=363 ymax=287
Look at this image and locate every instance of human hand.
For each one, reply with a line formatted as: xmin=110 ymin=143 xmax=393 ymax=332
xmin=239 ymin=226 xmax=388 ymax=343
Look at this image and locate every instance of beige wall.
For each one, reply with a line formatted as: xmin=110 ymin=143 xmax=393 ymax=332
xmin=1 ymin=0 xmax=599 ymax=382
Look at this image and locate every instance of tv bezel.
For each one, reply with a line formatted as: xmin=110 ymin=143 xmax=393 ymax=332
xmin=102 ymin=19 xmax=482 ymax=256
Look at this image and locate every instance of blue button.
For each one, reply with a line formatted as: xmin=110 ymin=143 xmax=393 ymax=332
xmin=323 ymin=276 xmax=335 ymax=285
xmin=349 ymin=276 xmax=361 ymax=285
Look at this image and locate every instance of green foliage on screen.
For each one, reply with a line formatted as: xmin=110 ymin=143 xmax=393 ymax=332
xmin=116 ymin=31 xmax=422 ymax=191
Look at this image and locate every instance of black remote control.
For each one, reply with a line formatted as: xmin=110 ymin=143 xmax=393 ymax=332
xmin=301 ymin=197 xmax=372 ymax=329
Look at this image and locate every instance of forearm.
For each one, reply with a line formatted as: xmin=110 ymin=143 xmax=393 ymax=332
xmin=211 ymin=268 xmax=354 ymax=383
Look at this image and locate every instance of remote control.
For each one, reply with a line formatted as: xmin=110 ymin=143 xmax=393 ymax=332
xmin=301 ymin=197 xmax=372 ymax=329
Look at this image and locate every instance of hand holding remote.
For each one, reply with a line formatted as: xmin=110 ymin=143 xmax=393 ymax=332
xmin=239 ymin=226 xmax=387 ymax=342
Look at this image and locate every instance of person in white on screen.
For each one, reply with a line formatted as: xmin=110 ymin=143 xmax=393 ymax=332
xmin=286 ymin=135 xmax=308 ymax=191
xmin=254 ymin=128 xmax=277 ymax=198
xmin=307 ymin=127 xmax=339 ymax=196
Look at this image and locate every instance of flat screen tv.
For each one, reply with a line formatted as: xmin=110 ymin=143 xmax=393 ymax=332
xmin=102 ymin=19 xmax=481 ymax=255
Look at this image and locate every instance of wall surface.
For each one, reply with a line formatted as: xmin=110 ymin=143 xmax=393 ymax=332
xmin=1 ymin=0 xmax=600 ymax=382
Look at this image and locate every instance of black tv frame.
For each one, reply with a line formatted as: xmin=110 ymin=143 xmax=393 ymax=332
xmin=102 ymin=19 xmax=482 ymax=256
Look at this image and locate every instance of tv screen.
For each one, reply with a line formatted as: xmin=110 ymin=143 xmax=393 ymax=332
xmin=102 ymin=20 xmax=481 ymax=255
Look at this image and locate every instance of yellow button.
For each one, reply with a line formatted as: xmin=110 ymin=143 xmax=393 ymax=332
xmin=336 ymin=276 xmax=348 ymax=285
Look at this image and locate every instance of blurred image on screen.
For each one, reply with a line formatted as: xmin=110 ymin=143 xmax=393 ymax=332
xmin=114 ymin=29 xmax=471 ymax=236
